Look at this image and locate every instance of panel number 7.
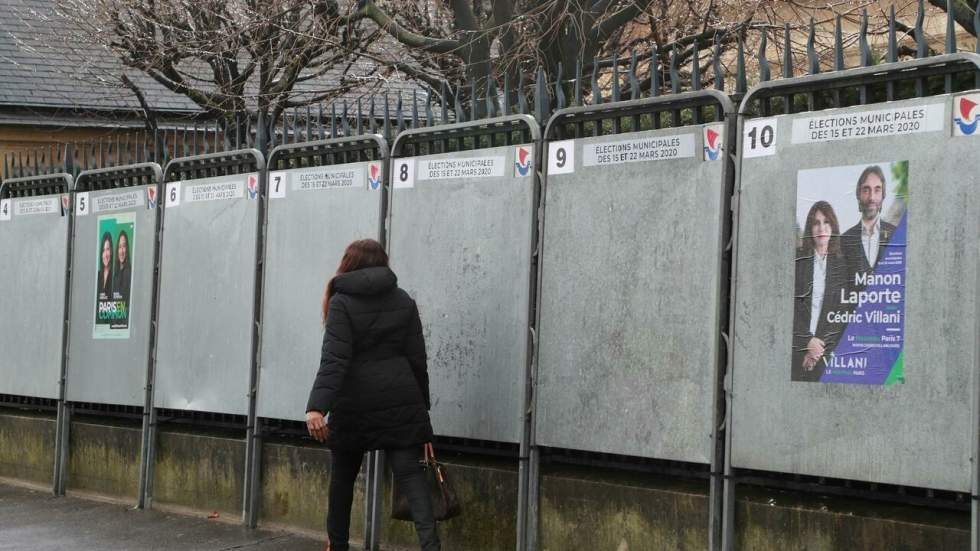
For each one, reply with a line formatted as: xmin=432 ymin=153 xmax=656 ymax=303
xmin=269 ymin=172 xmax=287 ymax=199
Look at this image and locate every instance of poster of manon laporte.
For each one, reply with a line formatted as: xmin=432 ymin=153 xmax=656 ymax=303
xmin=792 ymin=160 xmax=908 ymax=385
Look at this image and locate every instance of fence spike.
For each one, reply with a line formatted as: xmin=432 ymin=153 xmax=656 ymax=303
xmin=331 ymin=104 xmax=338 ymax=139
xmin=64 ymin=143 xmax=73 ymax=176
xmin=946 ymin=0 xmax=957 ymax=54
xmin=888 ymin=5 xmax=898 ymax=63
xmin=468 ymin=78 xmax=477 ymax=120
xmin=670 ymin=45 xmax=680 ymax=94
xmin=712 ymin=36 xmax=722 ymax=91
xmin=257 ymin=111 xmax=267 ymax=155
xmin=425 ymin=89 xmax=434 ymax=126
xmin=384 ymin=90 xmax=392 ymax=140
xmin=916 ymin=0 xmax=927 ymax=58
xmin=441 ymin=81 xmax=450 ymax=122
xmin=860 ymin=8 xmax=872 ymax=66
xmin=317 ymin=103 xmax=325 ymax=140
xmin=354 ymin=98 xmax=362 ymax=136
xmin=396 ymin=92 xmax=404 ymax=132
xmin=412 ymin=89 xmax=420 ymax=128
xmin=395 ymin=94 xmax=405 ymax=132
xmin=292 ymin=107 xmax=300 ymax=144
xmin=630 ymin=49 xmax=642 ymax=97
xmin=736 ymin=36 xmax=747 ymax=93
xmin=575 ymin=59 xmax=583 ymax=106
xmin=503 ymin=73 xmax=511 ymax=115
xmin=783 ymin=23 xmax=793 ymax=78
xmin=454 ymin=83 xmax=465 ymax=123
xmin=304 ymin=105 xmax=311 ymax=141
xmin=535 ymin=67 xmax=548 ymax=123
xmin=346 ymin=99 xmax=354 ymax=138
xmin=518 ymin=71 xmax=529 ymax=113
xmin=758 ymin=32 xmax=770 ymax=82
xmin=834 ymin=15 xmax=845 ymax=71
xmin=487 ymin=77 xmax=496 ymax=116
xmin=369 ymin=96 xmax=377 ymax=134
xmin=612 ymin=52 xmax=621 ymax=102
xmin=555 ymin=62 xmax=566 ymax=110
xmin=807 ymin=17 xmax=820 ymax=74
xmin=591 ymin=56 xmax=602 ymax=104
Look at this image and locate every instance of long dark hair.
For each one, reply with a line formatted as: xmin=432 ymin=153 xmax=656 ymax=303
xmin=100 ymin=232 xmax=113 ymax=271
xmin=115 ymin=229 xmax=129 ymax=271
xmin=321 ymin=239 xmax=389 ymax=323
xmin=802 ymin=201 xmax=841 ymax=256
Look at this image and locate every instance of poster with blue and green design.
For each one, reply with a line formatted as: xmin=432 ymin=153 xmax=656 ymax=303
xmin=792 ymin=160 xmax=908 ymax=385
xmin=94 ymin=213 xmax=134 ymax=339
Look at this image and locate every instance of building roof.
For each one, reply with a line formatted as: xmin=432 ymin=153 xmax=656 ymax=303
xmin=0 ymin=0 xmax=423 ymax=118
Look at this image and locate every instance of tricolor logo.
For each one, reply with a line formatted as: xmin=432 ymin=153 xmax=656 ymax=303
xmin=703 ymin=125 xmax=723 ymax=161
xmin=368 ymin=162 xmax=382 ymax=190
xmin=247 ymin=175 xmax=259 ymax=199
xmin=953 ymin=94 xmax=980 ymax=136
xmin=146 ymin=186 xmax=158 ymax=209
xmin=61 ymin=194 xmax=70 ymax=216
xmin=515 ymin=146 xmax=532 ymax=177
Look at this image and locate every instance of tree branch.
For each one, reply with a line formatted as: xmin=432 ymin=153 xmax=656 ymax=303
xmin=358 ymin=1 xmax=462 ymax=54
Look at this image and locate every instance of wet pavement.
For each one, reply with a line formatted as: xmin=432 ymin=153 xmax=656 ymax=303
xmin=0 ymin=482 xmax=328 ymax=550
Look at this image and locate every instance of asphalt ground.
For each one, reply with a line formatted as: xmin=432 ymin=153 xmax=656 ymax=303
xmin=0 ymin=482 xmax=330 ymax=551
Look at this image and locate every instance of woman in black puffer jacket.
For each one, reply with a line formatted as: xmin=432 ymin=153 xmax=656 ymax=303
xmin=306 ymin=238 xmax=440 ymax=551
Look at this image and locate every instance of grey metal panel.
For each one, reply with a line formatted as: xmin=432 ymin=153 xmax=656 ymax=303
xmin=534 ymin=126 xmax=725 ymax=463
xmin=0 ymin=193 xmax=69 ymax=399
xmin=387 ymin=144 xmax=536 ymax=444
xmin=154 ymin=173 xmax=260 ymax=415
xmin=730 ymin=95 xmax=977 ymax=492
xmin=257 ymin=160 xmax=384 ymax=421
xmin=66 ymin=184 xmax=158 ymax=406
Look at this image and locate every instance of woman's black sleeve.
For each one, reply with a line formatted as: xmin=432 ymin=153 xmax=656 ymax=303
xmin=405 ymin=301 xmax=431 ymax=410
xmin=306 ymin=296 xmax=353 ymax=414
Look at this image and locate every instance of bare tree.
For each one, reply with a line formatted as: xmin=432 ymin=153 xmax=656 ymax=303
xmin=56 ymin=0 xmax=384 ymax=134
xmin=348 ymin=0 xmax=769 ymax=101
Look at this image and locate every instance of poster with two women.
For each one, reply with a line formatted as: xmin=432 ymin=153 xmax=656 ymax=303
xmin=94 ymin=213 xmax=134 ymax=339
xmin=793 ymin=160 xmax=908 ymax=385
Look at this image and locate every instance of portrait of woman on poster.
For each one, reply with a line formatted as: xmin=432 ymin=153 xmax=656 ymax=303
xmin=793 ymin=201 xmax=848 ymax=382
xmin=112 ymin=229 xmax=131 ymax=303
xmin=97 ymin=231 xmax=114 ymax=301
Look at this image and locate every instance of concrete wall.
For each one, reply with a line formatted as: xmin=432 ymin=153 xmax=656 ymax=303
xmin=0 ymin=411 xmax=55 ymax=486
xmin=0 ymin=411 xmax=970 ymax=550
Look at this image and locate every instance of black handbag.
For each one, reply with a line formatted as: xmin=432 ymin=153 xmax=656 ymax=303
xmin=391 ymin=442 xmax=462 ymax=522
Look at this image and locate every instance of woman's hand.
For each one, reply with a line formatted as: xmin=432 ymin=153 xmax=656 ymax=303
xmin=306 ymin=411 xmax=329 ymax=443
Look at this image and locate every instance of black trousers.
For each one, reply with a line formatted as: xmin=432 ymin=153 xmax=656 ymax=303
xmin=327 ymin=446 xmax=441 ymax=551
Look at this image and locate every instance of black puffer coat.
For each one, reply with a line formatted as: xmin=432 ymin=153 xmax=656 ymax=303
xmin=306 ymin=266 xmax=434 ymax=451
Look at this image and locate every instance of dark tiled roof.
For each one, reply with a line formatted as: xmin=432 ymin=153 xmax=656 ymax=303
xmin=0 ymin=0 xmax=422 ymax=116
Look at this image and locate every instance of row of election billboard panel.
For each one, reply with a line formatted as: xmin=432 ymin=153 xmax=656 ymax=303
xmin=1 ymin=56 xmax=978 ymax=533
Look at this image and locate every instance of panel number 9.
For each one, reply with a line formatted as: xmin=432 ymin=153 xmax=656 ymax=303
xmin=549 ymin=140 xmax=575 ymax=174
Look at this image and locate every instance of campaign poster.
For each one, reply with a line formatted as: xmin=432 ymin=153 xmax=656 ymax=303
xmin=792 ymin=161 xmax=908 ymax=385
xmin=94 ymin=213 xmax=135 ymax=339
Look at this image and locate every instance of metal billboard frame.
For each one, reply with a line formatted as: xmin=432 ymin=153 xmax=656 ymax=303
xmin=539 ymin=89 xmax=736 ymax=551
xmin=246 ymin=134 xmax=389 ymax=541
xmin=141 ymin=149 xmax=265 ymax=520
xmin=388 ymin=114 xmax=541 ymax=551
xmin=0 ymin=172 xmax=74 ymax=496
xmin=724 ymin=53 xmax=980 ymax=551
xmin=57 ymin=162 xmax=163 ymax=503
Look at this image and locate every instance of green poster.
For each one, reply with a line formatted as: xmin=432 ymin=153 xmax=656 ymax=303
xmin=94 ymin=213 xmax=134 ymax=339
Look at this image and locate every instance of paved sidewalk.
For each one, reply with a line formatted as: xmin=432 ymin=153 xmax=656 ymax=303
xmin=0 ymin=482 xmax=328 ymax=551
